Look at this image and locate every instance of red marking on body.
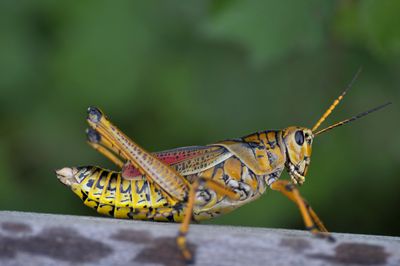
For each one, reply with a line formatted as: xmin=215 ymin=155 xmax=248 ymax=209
xmin=121 ymin=149 xmax=204 ymax=179
xmin=156 ymin=151 xmax=200 ymax=164
xmin=122 ymin=164 xmax=142 ymax=179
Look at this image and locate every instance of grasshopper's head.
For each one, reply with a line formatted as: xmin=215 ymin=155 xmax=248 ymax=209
xmin=282 ymin=126 xmax=313 ymax=185
xmin=282 ymin=69 xmax=391 ymax=185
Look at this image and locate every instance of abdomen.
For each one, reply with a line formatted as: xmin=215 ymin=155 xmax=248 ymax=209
xmin=60 ymin=157 xmax=267 ymax=222
xmin=64 ymin=166 xmax=186 ymax=222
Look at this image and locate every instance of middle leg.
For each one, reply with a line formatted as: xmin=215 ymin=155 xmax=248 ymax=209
xmin=177 ymin=177 xmax=241 ymax=262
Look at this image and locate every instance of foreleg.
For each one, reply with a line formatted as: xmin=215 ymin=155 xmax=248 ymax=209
xmin=270 ymin=180 xmax=333 ymax=241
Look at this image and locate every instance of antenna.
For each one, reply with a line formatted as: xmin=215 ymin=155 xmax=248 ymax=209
xmin=312 ymin=68 xmax=362 ymax=132
xmin=314 ymin=102 xmax=392 ymax=136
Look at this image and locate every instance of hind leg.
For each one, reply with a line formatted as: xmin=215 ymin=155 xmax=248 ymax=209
xmin=86 ymin=128 xmax=125 ymax=168
xmin=86 ymin=106 xmax=189 ymax=201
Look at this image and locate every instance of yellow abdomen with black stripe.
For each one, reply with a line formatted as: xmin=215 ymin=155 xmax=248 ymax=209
xmin=63 ymin=166 xmax=186 ymax=222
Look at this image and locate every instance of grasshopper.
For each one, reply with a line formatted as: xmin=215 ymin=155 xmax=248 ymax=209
xmin=56 ymin=74 xmax=390 ymax=262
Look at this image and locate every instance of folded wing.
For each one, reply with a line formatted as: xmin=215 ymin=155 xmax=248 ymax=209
xmin=122 ymin=145 xmax=232 ymax=179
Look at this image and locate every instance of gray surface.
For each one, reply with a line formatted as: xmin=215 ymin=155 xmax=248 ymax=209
xmin=0 ymin=211 xmax=399 ymax=266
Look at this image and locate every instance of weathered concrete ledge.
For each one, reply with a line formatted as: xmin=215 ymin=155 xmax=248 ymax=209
xmin=0 ymin=211 xmax=399 ymax=266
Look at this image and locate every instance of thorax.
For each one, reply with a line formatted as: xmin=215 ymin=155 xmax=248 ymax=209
xmin=189 ymin=154 xmax=284 ymax=221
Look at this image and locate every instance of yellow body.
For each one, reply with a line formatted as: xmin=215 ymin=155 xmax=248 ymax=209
xmin=56 ymin=91 xmax=389 ymax=262
xmin=61 ymin=129 xmax=293 ymax=222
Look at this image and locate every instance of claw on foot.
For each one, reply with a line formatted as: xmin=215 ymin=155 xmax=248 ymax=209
xmin=314 ymin=231 xmax=336 ymax=243
xmin=306 ymin=225 xmax=336 ymax=242
xmin=326 ymin=234 xmax=336 ymax=243
xmin=176 ymin=234 xmax=193 ymax=263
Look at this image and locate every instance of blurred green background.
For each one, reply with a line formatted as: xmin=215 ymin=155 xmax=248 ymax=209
xmin=0 ymin=1 xmax=399 ymax=236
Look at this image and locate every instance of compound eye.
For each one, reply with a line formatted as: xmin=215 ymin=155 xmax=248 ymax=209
xmin=295 ymin=130 xmax=304 ymax=145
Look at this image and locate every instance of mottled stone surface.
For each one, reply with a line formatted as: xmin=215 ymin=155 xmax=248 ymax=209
xmin=0 ymin=211 xmax=399 ymax=266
